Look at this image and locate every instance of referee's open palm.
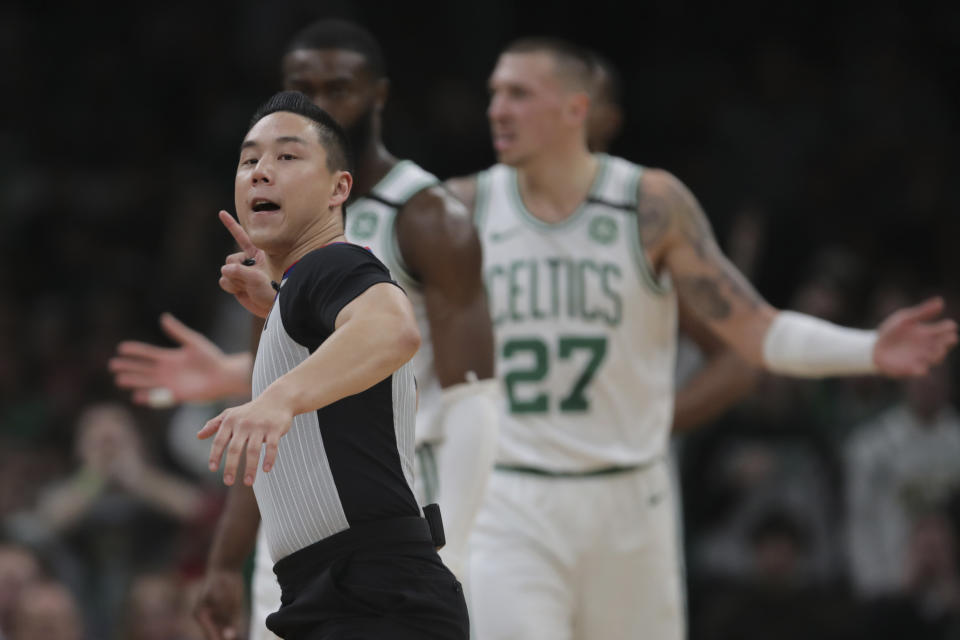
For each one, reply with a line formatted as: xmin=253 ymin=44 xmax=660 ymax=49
xmin=199 ymin=396 xmax=293 ymax=486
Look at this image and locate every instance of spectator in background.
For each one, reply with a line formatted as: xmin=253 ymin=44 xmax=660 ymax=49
xmin=694 ymin=508 xmax=858 ymax=640
xmin=0 ymin=544 xmax=41 ymax=640
xmin=7 ymin=580 xmax=82 ymax=640
xmin=846 ymin=361 xmax=960 ymax=597
xmin=4 ymin=403 xmax=213 ymax=639
xmin=865 ymin=510 xmax=960 ymax=639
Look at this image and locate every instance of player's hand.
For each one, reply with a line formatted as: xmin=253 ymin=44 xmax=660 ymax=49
xmin=874 ymin=297 xmax=958 ymax=377
xmin=198 ymin=395 xmax=292 ymax=486
xmin=193 ymin=569 xmax=246 ymax=640
xmin=219 ymin=210 xmax=275 ymax=318
xmin=109 ymin=313 xmax=241 ymax=407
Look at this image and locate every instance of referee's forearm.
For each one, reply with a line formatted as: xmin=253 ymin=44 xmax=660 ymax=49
xmin=261 ymin=310 xmax=419 ymax=417
xmin=206 ymin=471 xmax=261 ymax=571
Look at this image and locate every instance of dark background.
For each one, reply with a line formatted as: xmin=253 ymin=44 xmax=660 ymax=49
xmin=2 ymin=1 xmax=960 ymax=638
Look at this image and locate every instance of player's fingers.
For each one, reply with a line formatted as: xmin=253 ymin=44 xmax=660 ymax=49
xmin=198 ymin=412 xmax=226 ymax=441
xmin=244 ymin=433 xmax=263 ymax=485
xmin=900 ymin=296 xmax=945 ymax=324
xmin=114 ymin=372 xmax=158 ymax=390
xmin=107 ymin=357 xmax=157 ymax=375
xmin=193 ymin=606 xmax=222 ymax=640
xmin=219 ymin=210 xmax=259 ymax=257
xmin=160 ymin=312 xmax=206 ymax=348
xmin=115 ymin=340 xmax=170 ymax=361
xmin=221 ymin=429 xmax=248 ymax=486
xmin=131 ymin=390 xmax=153 ymax=406
xmin=263 ymin=434 xmax=280 ymax=473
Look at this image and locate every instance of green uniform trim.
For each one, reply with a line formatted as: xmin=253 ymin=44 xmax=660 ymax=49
xmin=473 ymin=171 xmax=492 ymax=232
xmin=494 ymin=458 xmax=660 ymax=478
xmin=629 ymin=165 xmax=671 ymax=296
xmin=510 ymin=154 xmax=610 ymax=232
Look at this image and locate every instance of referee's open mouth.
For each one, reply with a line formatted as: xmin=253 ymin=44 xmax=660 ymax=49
xmin=251 ymin=198 xmax=281 ymax=212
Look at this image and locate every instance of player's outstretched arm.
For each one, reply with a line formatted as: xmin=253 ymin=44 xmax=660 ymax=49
xmin=398 ymin=184 xmax=499 ymax=578
xmin=109 ymin=313 xmax=253 ymax=407
xmin=198 ymin=282 xmax=420 ymax=486
xmin=645 ymin=169 xmax=957 ymax=378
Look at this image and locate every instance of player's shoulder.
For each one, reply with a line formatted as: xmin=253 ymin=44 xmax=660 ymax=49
xmin=637 ymin=166 xmax=688 ymax=201
xmin=394 ymin=180 xmax=482 ymax=282
xmin=441 ymin=173 xmax=480 ymax=214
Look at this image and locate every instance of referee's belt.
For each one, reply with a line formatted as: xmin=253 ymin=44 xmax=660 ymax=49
xmin=494 ymin=458 xmax=660 ymax=478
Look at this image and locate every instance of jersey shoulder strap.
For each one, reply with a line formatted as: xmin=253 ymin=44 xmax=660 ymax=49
xmin=369 ymin=160 xmax=440 ymax=209
xmin=474 ymin=164 xmax=515 ymax=231
xmin=588 ymin=154 xmax=644 ymax=213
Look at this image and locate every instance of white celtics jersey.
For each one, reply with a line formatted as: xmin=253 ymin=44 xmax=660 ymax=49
xmin=475 ymin=154 xmax=678 ymax=471
xmin=344 ymin=160 xmax=444 ymax=445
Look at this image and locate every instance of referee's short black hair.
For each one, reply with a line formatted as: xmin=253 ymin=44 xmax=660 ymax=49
xmin=284 ymin=19 xmax=386 ymax=79
xmin=249 ymin=90 xmax=353 ymax=173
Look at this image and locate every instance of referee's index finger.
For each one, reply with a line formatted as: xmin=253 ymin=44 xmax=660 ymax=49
xmin=219 ymin=210 xmax=257 ymax=257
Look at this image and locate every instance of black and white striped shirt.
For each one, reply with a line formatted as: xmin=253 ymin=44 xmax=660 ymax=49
xmin=251 ymin=243 xmax=419 ymax=562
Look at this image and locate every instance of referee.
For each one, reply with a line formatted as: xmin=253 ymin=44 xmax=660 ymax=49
xmin=198 ymin=91 xmax=468 ymax=639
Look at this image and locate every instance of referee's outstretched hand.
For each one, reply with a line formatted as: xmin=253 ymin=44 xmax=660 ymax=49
xmin=218 ymin=210 xmax=275 ymax=318
xmin=198 ymin=394 xmax=292 ymax=486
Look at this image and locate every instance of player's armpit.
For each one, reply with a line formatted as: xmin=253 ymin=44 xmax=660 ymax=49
xmin=396 ymin=186 xmax=495 ymax=385
xmin=642 ymin=169 xmax=777 ymax=365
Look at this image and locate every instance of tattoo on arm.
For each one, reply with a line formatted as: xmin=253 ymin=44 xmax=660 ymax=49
xmin=678 ymin=276 xmax=732 ymax=319
xmin=664 ymin=178 xmax=764 ymax=319
xmin=636 ymin=192 xmax=670 ymax=248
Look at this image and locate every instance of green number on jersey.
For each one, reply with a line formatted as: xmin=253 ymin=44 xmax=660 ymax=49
xmin=502 ymin=339 xmax=549 ymax=413
xmin=501 ymin=336 xmax=608 ymax=414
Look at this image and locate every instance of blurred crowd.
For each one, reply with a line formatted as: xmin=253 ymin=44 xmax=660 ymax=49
xmin=2 ymin=1 xmax=959 ymax=639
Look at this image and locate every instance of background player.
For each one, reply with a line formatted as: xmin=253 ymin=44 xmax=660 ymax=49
xmin=445 ymin=37 xmax=957 ymax=640
xmin=110 ymin=20 xmax=498 ymax=640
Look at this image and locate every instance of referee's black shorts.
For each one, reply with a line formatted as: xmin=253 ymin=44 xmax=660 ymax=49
xmin=266 ymin=516 xmax=469 ymax=640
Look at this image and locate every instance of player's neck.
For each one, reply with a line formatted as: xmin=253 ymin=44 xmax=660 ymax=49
xmin=517 ymin=146 xmax=598 ymax=224
xmin=350 ymin=142 xmax=397 ymax=200
xmin=266 ymin=215 xmax=346 ymax=278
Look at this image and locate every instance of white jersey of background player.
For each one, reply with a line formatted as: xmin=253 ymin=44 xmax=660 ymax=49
xmin=445 ymin=37 xmax=956 ymax=640
xmin=110 ymin=20 xmax=498 ymax=640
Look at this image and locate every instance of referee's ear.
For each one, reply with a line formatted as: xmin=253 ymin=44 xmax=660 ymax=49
xmin=329 ymin=170 xmax=352 ymax=210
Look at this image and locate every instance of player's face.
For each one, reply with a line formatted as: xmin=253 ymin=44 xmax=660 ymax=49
xmin=281 ymin=48 xmax=380 ymax=133
xmin=487 ymin=52 xmax=575 ymax=166
xmin=235 ymin=112 xmax=351 ymax=254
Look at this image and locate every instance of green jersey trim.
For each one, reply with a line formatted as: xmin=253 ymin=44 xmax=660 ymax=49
xmin=474 ymin=171 xmax=492 ymax=232
xmin=629 ymin=166 xmax=671 ymax=296
xmin=510 ymin=154 xmax=611 ymax=232
xmin=371 ymin=160 xmax=412 ymax=199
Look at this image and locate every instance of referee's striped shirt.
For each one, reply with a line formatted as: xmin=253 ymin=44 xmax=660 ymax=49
xmin=251 ymin=243 xmax=419 ymax=562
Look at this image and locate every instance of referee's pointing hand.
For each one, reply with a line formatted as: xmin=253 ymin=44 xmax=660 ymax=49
xmin=198 ymin=394 xmax=293 ymax=486
xmin=218 ymin=210 xmax=276 ymax=318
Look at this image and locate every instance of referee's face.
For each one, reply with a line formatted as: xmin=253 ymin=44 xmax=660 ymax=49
xmin=236 ymin=112 xmax=350 ymax=255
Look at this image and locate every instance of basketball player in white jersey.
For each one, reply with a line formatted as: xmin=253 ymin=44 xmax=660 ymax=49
xmin=110 ymin=21 xmax=498 ymax=640
xmin=444 ymin=37 xmax=957 ymax=640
